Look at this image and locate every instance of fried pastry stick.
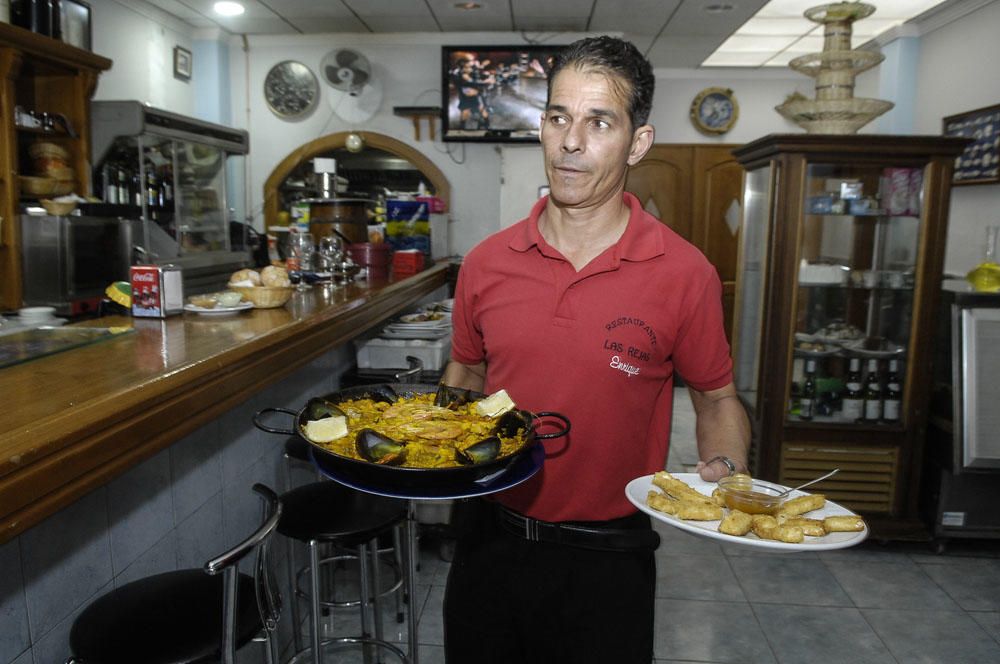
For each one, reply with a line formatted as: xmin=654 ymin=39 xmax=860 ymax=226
xmin=651 ymin=471 xmax=717 ymax=504
xmin=823 ymin=515 xmax=866 ymax=532
xmin=777 ymin=493 xmax=826 ymax=517
xmin=777 ymin=515 xmax=826 ymax=537
xmin=719 ymin=509 xmax=753 ymax=536
xmin=646 ymin=491 xmax=723 ymax=520
xmin=751 ymin=514 xmax=804 ymax=543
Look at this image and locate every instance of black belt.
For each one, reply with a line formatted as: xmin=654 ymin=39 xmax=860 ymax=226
xmin=495 ymin=505 xmax=660 ymax=553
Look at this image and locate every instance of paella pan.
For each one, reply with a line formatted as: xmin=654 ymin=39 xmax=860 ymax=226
xmin=254 ymin=383 xmax=570 ymax=488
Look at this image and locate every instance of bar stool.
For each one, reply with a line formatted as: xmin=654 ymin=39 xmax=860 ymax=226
xmin=65 ymin=484 xmax=282 ymax=664
xmin=280 ymin=436 xmax=408 ymax=647
xmin=279 ymin=480 xmax=414 ymax=664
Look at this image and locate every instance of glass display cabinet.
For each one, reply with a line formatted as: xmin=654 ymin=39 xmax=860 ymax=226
xmin=731 ymin=134 xmax=968 ymax=536
xmin=90 ymin=101 xmax=250 ymax=289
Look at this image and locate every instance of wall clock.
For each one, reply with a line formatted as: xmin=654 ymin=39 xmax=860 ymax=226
xmin=690 ymin=87 xmax=738 ymax=136
xmin=264 ymin=61 xmax=319 ymax=120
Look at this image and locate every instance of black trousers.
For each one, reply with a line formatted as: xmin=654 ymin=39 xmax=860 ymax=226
xmin=443 ymin=499 xmax=656 ymax=664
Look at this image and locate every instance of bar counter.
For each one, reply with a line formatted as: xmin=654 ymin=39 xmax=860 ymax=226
xmin=0 ymin=263 xmax=450 ymax=543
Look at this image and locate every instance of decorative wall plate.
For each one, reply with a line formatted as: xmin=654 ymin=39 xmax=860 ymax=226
xmin=264 ymin=61 xmax=320 ymax=120
xmin=690 ymin=87 xmax=738 ymax=135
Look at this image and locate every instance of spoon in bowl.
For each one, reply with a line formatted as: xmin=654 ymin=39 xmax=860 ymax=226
xmin=777 ymin=468 xmax=839 ymax=497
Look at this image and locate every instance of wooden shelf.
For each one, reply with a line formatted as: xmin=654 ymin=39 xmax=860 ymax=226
xmin=0 ymin=23 xmax=111 ymax=310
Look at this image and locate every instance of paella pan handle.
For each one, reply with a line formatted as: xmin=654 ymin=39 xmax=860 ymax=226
xmin=252 ymin=407 xmax=298 ymax=436
xmin=531 ymin=411 xmax=571 ymax=440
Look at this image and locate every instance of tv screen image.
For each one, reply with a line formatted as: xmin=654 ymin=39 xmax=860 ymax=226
xmin=442 ymin=45 xmax=564 ymax=143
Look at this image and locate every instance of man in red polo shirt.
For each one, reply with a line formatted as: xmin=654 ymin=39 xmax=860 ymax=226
xmin=442 ymin=36 xmax=750 ymax=664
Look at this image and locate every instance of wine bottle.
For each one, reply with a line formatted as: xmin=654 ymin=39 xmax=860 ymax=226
xmin=799 ymin=359 xmax=817 ymax=421
xmin=863 ymin=358 xmax=883 ymax=422
xmin=883 ymin=359 xmax=902 ymax=422
xmin=841 ymin=357 xmax=864 ymax=422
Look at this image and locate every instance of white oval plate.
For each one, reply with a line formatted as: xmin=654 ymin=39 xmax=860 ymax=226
xmin=184 ymin=302 xmax=253 ymax=316
xmin=626 ymin=472 xmax=868 ymax=552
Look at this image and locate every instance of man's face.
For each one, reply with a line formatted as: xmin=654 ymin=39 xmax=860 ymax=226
xmin=540 ymin=66 xmax=651 ymax=210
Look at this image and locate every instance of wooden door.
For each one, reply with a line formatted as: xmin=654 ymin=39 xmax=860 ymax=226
xmin=625 ymin=146 xmax=692 ymax=240
xmin=691 ymin=146 xmax=743 ymax=343
xmin=626 ymin=144 xmax=742 ymax=342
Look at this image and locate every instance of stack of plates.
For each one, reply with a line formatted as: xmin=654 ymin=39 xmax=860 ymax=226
xmin=381 ymin=311 xmax=451 ymax=340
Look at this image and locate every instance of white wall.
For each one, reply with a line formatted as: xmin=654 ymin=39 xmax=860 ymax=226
xmin=912 ymin=0 xmax=1000 ymax=275
xmin=89 ymin=0 xmax=196 ymax=114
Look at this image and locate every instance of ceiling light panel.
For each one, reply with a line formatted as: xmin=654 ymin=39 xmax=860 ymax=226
xmin=704 ymin=0 xmax=949 ymax=67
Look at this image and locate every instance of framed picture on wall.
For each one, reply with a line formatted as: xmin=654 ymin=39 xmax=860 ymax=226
xmin=59 ymin=0 xmax=92 ymax=51
xmin=942 ymin=103 xmax=1000 ymax=186
xmin=174 ymin=46 xmax=193 ymax=81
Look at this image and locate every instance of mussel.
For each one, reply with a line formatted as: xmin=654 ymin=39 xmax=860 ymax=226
xmin=493 ymin=409 xmax=531 ymax=439
xmin=361 ymin=385 xmax=400 ymax=405
xmin=305 ymin=397 xmax=347 ymax=422
xmin=455 ymin=436 xmax=501 ymax=465
xmin=355 ymin=428 xmax=407 ymax=465
xmin=434 ymin=384 xmax=475 ymax=409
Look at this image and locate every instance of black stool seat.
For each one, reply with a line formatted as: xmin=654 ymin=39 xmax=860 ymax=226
xmin=284 ymin=435 xmax=312 ymax=463
xmin=278 ymin=481 xmax=407 ymax=545
xmin=69 ymin=569 xmax=261 ymax=664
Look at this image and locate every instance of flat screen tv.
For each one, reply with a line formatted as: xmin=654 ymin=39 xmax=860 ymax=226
xmin=442 ymin=45 xmax=564 ymax=143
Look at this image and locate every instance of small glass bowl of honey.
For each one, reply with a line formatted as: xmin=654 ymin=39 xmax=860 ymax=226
xmin=717 ymin=475 xmax=787 ymax=515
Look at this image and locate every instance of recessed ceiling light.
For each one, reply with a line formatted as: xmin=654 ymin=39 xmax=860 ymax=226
xmin=213 ymin=1 xmax=245 ymax=17
xmin=705 ymin=3 xmax=735 ymax=13
xmin=454 ymin=2 xmax=482 ymax=10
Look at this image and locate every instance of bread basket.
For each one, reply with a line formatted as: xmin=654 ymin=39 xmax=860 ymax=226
xmin=40 ymin=199 xmax=78 ymax=216
xmin=227 ymin=285 xmax=293 ymax=309
xmin=19 ymin=175 xmax=74 ymax=197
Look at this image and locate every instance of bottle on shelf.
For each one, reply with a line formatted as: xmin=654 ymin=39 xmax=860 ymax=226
xmin=841 ymin=357 xmax=864 ymax=422
xmin=146 ymin=167 xmax=159 ymax=209
xmin=883 ymin=359 xmax=902 ymax=422
xmin=103 ymin=163 xmax=119 ymax=204
xmin=799 ymin=359 xmax=817 ymax=421
xmin=131 ymin=171 xmax=142 ymax=207
xmin=116 ymin=165 xmax=128 ymax=205
xmin=863 ymin=358 xmax=883 ymax=422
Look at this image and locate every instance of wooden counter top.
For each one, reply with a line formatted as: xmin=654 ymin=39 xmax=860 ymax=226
xmin=0 ymin=264 xmax=450 ymax=542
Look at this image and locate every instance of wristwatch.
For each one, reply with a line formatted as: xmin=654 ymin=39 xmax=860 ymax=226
xmin=706 ymin=455 xmax=738 ymax=476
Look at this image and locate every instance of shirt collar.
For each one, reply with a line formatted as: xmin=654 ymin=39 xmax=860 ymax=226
xmin=509 ymin=192 xmax=665 ymax=263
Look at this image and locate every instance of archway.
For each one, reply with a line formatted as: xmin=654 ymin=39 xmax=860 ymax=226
xmin=263 ymin=131 xmax=450 ymax=229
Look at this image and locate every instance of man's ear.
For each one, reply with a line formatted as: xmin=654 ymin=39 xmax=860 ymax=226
xmin=627 ymin=125 xmax=655 ymax=166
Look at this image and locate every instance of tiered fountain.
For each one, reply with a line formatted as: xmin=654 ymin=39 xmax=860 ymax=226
xmin=776 ymin=1 xmax=894 ymax=134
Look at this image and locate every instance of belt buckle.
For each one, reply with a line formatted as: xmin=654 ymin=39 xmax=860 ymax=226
xmin=523 ymin=513 xmax=540 ymax=541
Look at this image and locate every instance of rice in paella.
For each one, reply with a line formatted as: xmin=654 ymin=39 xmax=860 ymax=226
xmin=303 ymin=393 xmax=528 ymax=468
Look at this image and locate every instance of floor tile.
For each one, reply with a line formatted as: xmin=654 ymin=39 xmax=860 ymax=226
xmin=969 ymin=611 xmax=1000 ymax=645
xmin=730 ymin=556 xmax=852 ymax=607
xmin=920 ymin=557 xmax=1000 ymax=611
xmin=655 ymin=553 xmax=746 ymax=602
xmin=653 ymin=598 xmax=776 ymax=663
xmin=753 ymin=603 xmax=895 ymax=664
xmin=0 ymin=538 xmax=29 ymax=664
xmin=863 ymin=608 xmax=1000 ymax=663
xmin=825 ymin=560 xmax=959 ymax=610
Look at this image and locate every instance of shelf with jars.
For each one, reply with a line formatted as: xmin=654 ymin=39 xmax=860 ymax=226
xmin=731 ymin=134 xmax=969 ymax=537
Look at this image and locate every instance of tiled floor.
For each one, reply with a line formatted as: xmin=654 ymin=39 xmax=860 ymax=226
xmin=302 ymin=388 xmax=1000 ymax=664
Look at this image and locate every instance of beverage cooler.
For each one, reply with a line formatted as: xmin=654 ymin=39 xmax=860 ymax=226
xmin=922 ymin=281 xmax=1000 ymax=547
xmin=90 ymin=101 xmax=251 ymax=290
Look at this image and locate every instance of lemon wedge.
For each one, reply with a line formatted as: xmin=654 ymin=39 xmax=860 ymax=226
xmin=474 ymin=389 xmax=516 ymax=418
xmin=303 ymin=415 xmax=349 ymax=443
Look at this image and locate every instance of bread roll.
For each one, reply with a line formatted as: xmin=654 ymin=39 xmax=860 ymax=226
xmin=231 ymin=268 xmax=261 ymax=286
xmin=260 ymin=265 xmax=291 ymax=287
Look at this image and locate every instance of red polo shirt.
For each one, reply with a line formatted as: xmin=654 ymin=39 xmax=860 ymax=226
xmin=451 ymin=192 xmax=733 ymax=521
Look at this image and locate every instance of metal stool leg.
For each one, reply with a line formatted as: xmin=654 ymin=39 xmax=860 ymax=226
xmin=286 ymin=535 xmax=304 ymax=653
xmin=406 ymin=503 xmax=419 ymax=664
xmin=309 ymin=540 xmax=324 ymax=664
xmin=392 ymin=525 xmax=405 ymax=622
